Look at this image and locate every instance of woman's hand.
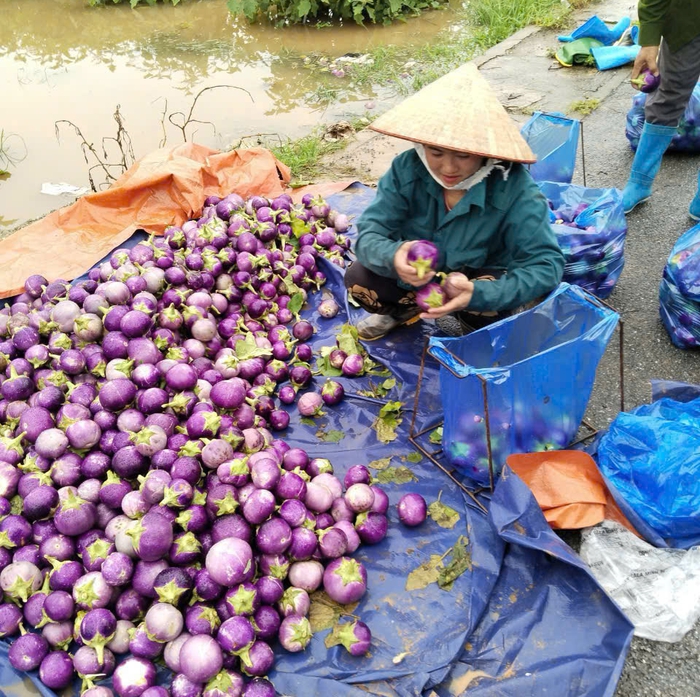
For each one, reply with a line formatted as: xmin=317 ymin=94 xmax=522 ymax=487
xmin=632 ymin=45 xmax=659 ymax=79
xmin=420 ymin=272 xmax=474 ymax=319
xmin=393 ymin=241 xmax=436 ymax=287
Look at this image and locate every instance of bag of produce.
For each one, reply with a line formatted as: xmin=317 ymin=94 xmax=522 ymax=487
xmin=626 ymin=82 xmax=700 ymax=152
xmin=659 ymin=223 xmax=700 ymax=348
xmin=520 ymin=111 xmax=581 ymax=184
xmin=428 ymin=284 xmax=619 ymax=486
xmin=539 ymin=181 xmax=627 ymax=299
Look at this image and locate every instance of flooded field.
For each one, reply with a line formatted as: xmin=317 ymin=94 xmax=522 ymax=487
xmin=0 ymin=0 xmax=460 ymax=231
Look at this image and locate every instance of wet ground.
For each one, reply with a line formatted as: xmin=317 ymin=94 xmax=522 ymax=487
xmin=0 ymin=0 xmax=457 ymax=232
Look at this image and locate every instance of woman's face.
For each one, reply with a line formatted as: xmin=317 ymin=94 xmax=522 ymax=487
xmin=424 ymin=146 xmax=485 ymax=187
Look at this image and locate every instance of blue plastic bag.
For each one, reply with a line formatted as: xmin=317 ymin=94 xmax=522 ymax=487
xmin=597 ymin=396 xmax=700 ymax=549
xmin=658 ymin=224 xmax=700 ymax=348
xmin=538 ymin=181 xmax=627 ymax=299
xmin=428 ymin=284 xmax=619 ymax=486
xmin=520 ymin=112 xmax=580 ymax=184
xmin=558 ymin=15 xmax=631 ymax=45
xmin=626 ymin=83 xmax=700 ymax=152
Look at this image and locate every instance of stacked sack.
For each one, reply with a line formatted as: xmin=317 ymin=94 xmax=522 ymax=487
xmin=539 ymin=181 xmax=627 ymax=299
xmin=626 ymin=83 xmax=700 ymax=153
xmin=659 ymin=224 xmax=700 ymax=348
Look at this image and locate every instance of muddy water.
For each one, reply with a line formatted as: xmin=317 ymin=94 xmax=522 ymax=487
xmin=0 ymin=0 xmax=458 ymax=232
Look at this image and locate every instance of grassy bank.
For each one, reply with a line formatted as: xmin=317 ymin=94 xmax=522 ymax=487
xmin=271 ymin=0 xmax=597 ymax=180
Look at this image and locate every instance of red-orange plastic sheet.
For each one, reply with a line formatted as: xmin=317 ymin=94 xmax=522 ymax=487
xmin=0 ymin=142 xmax=352 ymax=300
xmin=506 ymin=450 xmax=639 ymax=534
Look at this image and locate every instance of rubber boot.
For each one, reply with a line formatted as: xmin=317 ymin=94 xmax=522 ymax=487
xmin=622 ymin=122 xmax=676 ymax=214
xmin=690 ymin=169 xmax=700 ymax=221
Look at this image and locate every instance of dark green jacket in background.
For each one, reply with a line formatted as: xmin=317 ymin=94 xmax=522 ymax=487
xmin=354 ymin=150 xmax=564 ymax=313
xmin=638 ymin=0 xmax=700 ymax=52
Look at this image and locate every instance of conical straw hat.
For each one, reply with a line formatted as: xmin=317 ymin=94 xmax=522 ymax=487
xmin=369 ymin=62 xmax=536 ymax=163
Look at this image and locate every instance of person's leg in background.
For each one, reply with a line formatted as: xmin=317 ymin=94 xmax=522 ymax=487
xmin=344 ymin=262 xmax=420 ymax=341
xmin=623 ymin=35 xmax=700 ymax=214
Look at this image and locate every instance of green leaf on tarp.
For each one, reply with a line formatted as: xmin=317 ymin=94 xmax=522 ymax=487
xmin=317 ymin=429 xmax=344 ymax=443
xmin=405 ymin=452 xmax=422 ymax=464
xmin=287 ymin=292 xmax=305 ymax=317
xmin=357 ymin=377 xmax=397 ymax=399
xmin=405 ymin=554 xmax=444 ymax=591
xmin=336 ymin=324 xmax=362 ymax=357
xmin=300 ymin=417 xmax=317 ymax=427
xmin=234 ymin=333 xmax=272 ymax=360
xmin=373 ymin=400 xmax=403 ymax=444
xmin=308 ymin=591 xmax=358 ymax=632
xmin=429 ymin=426 xmax=443 ymax=444
xmin=375 ymin=466 xmax=417 ymax=485
xmin=324 ymin=621 xmax=346 ymax=649
xmin=428 ymin=492 xmax=460 ymax=529
xmin=368 ymin=457 xmax=392 ymax=471
xmin=438 ymin=535 xmax=471 ymax=590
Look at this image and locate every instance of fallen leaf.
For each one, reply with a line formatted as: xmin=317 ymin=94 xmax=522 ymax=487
xmin=405 ymin=554 xmax=444 ymax=591
xmin=368 ymin=457 xmax=392 ymax=470
xmin=438 ymin=535 xmax=472 ymax=590
xmin=308 ymin=591 xmax=358 ymax=632
xmin=375 ymin=466 xmax=417 ymax=485
xmin=429 ymin=426 xmax=443 ymax=445
xmin=428 ymin=492 xmax=460 ymax=529
xmin=317 ymin=429 xmax=344 ymax=443
xmin=405 ymin=452 xmax=422 ymax=464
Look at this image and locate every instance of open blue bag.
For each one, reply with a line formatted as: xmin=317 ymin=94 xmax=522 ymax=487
xmin=597 ymin=396 xmax=700 ymax=549
xmin=428 ymin=284 xmax=619 ymax=486
xmin=626 ymin=83 xmax=700 ymax=152
xmin=520 ymin=112 xmax=580 ymax=184
xmin=658 ymin=223 xmax=700 ymax=348
xmin=539 ymin=181 xmax=627 ymax=299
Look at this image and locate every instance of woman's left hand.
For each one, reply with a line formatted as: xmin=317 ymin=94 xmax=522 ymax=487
xmin=420 ymin=273 xmax=474 ymax=319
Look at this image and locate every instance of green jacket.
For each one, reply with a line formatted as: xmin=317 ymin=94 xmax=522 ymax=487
xmin=354 ymin=150 xmax=565 ymax=313
xmin=638 ymin=0 xmax=700 ymax=52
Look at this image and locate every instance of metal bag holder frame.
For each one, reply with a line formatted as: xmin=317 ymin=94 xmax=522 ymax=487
xmin=408 ymin=292 xmax=623 ymax=505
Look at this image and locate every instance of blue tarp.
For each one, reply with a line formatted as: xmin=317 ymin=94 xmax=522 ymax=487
xmin=0 ymin=183 xmax=633 ymax=697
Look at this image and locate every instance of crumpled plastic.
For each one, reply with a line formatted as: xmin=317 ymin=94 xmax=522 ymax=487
xmin=581 ymin=520 xmax=700 ymax=642
xmin=597 ymin=396 xmax=700 ymax=549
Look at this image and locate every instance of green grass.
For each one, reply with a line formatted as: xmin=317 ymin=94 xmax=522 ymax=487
xmin=569 ymin=97 xmax=601 ymax=116
xmin=270 ymin=116 xmax=372 ymax=182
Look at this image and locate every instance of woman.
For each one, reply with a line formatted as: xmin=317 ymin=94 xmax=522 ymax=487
xmin=344 ymin=63 xmax=565 ymax=341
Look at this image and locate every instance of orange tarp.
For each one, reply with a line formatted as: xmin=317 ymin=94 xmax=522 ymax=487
xmin=0 ymin=142 xmax=355 ymax=300
xmin=506 ymin=450 xmax=639 ymax=535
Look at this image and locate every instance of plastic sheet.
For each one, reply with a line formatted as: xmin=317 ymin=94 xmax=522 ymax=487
xmin=520 ymin=112 xmax=580 ymax=184
xmin=659 ymin=224 xmax=700 ymax=348
xmin=428 ymin=284 xmax=619 ymax=486
xmin=597 ymin=396 xmax=700 ymax=549
xmin=581 ymin=520 xmax=700 ymax=643
xmin=506 ymin=450 xmax=638 ymax=533
xmin=0 ymin=184 xmax=633 ymax=697
xmin=539 ymin=181 xmax=627 ymax=299
xmin=626 ymin=83 xmax=700 ymax=153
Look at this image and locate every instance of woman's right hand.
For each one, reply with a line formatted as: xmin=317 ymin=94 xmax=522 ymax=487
xmin=632 ymin=45 xmax=659 ymax=79
xmin=394 ymin=241 xmax=436 ymax=287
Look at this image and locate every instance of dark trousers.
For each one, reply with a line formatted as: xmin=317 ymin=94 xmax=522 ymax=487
xmin=344 ymin=262 xmax=513 ymax=330
xmin=646 ymin=34 xmax=700 ymax=127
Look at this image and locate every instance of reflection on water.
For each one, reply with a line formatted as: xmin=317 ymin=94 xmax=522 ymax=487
xmin=0 ymin=0 xmax=458 ymax=230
